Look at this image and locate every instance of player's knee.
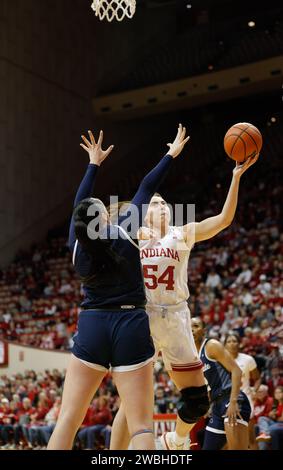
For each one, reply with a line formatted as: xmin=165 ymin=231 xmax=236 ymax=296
xmin=177 ymin=385 xmax=209 ymax=424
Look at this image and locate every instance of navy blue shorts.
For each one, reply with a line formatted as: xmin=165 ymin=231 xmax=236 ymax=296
xmin=72 ymin=308 xmax=155 ymax=372
xmin=206 ymin=391 xmax=251 ymax=435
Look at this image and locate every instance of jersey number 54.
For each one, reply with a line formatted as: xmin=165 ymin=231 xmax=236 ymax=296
xmin=143 ymin=265 xmax=175 ymax=290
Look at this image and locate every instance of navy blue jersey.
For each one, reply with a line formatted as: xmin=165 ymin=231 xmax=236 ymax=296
xmin=68 ymin=156 xmax=173 ymax=308
xmin=199 ymin=339 xmax=232 ymax=401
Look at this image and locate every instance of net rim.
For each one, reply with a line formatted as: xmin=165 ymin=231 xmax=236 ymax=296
xmin=91 ymin=0 xmax=136 ymax=22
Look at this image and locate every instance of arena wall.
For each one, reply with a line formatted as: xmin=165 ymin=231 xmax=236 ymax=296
xmin=0 ymin=341 xmax=70 ymax=375
xmin=0 ymin=0 xmax=173 ymax=265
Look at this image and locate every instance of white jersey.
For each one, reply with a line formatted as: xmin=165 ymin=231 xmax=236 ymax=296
xmin=235 ymin=352 xmax=257 ymax=403
xmin=139 ymin=226 xmax=194 ymax=306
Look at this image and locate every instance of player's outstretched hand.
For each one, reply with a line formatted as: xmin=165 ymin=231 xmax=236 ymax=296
xmin=166 ymin=123 xmax=190 ymax=159
xmin=233 ymin=153 xmax=259 ymax=178
xmin=80 ymin=130 xmax=114 ymax=166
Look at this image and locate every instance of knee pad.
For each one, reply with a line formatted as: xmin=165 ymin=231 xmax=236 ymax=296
xmin=177 ymin=385 xmax=209 ymax=424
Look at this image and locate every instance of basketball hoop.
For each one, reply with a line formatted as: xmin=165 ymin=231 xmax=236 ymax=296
xmin=91 ymin=1 xmax=136 ymax=22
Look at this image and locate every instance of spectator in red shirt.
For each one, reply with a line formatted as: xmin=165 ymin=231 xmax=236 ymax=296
xmin=25 ymin=392 xmax=50 ymax=448
xmin=0 ymin=398 xmax=12 ymax=447
xmin=266 ymin=367 xmax=283 ymax=396
xmin=27 ymin=382 xmax=39 ymax=404
xmin=256 ymin=386 xmax=283 ymax=449
xmin=77 ymin=396 xmax=112 ymax=449
xmin=0 ymin=400 xmax=19 ymax=449
xmin=1 ymin=397 xmax=35 ymax=448
xmin=0 ymin=398 xmax=11 ymax=421
xmin=253 ymin=385 xmax=274 ymax=424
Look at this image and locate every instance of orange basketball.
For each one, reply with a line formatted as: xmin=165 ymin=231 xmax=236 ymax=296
xmin=224 ymin=122 xmax=262 ymax=163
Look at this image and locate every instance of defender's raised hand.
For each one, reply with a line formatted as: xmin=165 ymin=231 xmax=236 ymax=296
xmin=166 ymin=123 xmax=190 ymax=159
xmin=80 ymin=130 xmax=114 ymax=166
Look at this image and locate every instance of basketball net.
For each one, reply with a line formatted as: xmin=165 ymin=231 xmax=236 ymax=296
xmin=91 ymin=0 xmax=136 ymax=22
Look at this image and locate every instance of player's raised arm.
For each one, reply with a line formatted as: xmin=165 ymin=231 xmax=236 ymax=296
xmin=184 ymin=154 xmax=259 ymax=243
xmin=205 ymin=340 xmax=242 ymax=427
xmin=68 ymin=130 xmax=114 ymax=251
xmin=120 ymin=124 xmax=190 ymax=233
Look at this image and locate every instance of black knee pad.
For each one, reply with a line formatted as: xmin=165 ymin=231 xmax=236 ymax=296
xmin=177 ymin=385 xmax=209 ymax=424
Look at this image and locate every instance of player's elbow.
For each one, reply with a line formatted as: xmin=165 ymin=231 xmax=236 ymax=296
xmin=220 ymin=213 xmax=233 ymax=229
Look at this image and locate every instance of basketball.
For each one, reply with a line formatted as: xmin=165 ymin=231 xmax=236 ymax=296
xmin=224 ymin=123 xmax=262 ymax=163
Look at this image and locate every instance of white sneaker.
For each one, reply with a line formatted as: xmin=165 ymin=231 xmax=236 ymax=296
xmin=0 ymin=444 xmax=10 ymax=450
xmin=159 ymin=432 xmax=190 ymax=450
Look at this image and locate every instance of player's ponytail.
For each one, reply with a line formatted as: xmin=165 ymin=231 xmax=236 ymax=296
xmin=73 ymin=198 xmax=124 ymax=271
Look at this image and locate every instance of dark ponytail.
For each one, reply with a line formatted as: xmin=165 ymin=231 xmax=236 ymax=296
xmin=73 ymin=198 xmax=124 ymax=274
